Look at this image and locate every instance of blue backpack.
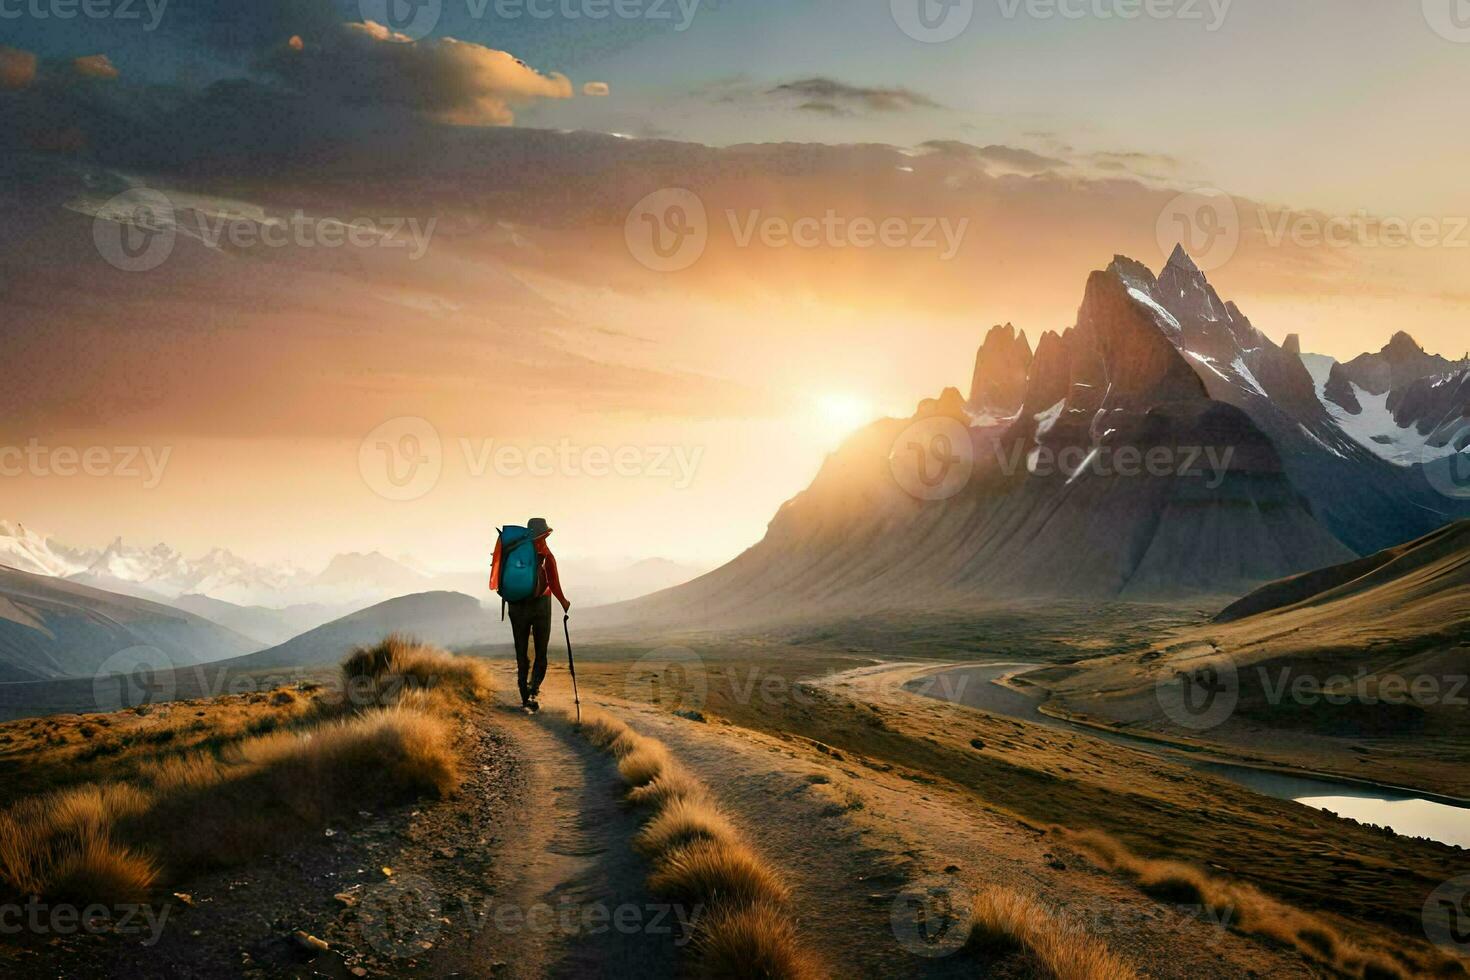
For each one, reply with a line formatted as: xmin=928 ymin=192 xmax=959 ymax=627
xmin=495 ymin=526 xmax=541 ymax=606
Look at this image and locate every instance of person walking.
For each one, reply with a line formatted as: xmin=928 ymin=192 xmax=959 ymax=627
xmin=489 ymin=518 xmax=571 ymax=712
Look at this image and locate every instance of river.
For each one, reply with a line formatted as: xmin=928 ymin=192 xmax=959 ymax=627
xmin=908 ymin=662 xmax=1470 ymax=849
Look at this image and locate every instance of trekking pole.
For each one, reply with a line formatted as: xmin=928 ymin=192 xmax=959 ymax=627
xmin=563 ymin=613 xmax=581 ymax=725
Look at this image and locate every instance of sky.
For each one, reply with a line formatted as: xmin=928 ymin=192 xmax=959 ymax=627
xmin=2 ymin=0 xmax=1468 ymax=574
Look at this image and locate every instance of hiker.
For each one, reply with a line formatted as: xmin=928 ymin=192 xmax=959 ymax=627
xmin=489 ymin=518 xmax=571 ymax=712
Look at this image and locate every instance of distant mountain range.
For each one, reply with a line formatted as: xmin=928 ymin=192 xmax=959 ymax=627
xmin=0 ymin=565 xmax=259 ymax=683
xmin=0 ymin=521 xmax=705 ymax=682
xmin=167 ymin=594 xmax=371 ymax=648
xmin=620 ymin=247 xmax=1470 ymax=622
xmin=0 ymin=522 xmax=704 ymax=610
xmin=220 ymin=592 xmax=500 ymax=671
xmin=0 ymin=589 xmax=503 ymax=720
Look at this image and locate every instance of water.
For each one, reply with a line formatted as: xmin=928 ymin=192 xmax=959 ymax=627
xmin=1206 ymin=765 xmax=1470 ymax=848
xmin=911 ymin=663 xmax=1470 ymax=848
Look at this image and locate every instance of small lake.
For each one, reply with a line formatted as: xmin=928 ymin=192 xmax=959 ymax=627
xmin=910 ymin=663 xmax=1470 ymax=849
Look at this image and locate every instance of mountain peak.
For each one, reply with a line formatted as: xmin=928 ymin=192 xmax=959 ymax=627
xmin=1106 ymin=254 xmax=1158 ymax=293
xmin=1166 ymin=242 xmax=1202 ymax=274
xmin=1073 ymin=269 xmax=1207 ymax=405
xmin=1385 ymin=331 xmax=1424 ymax=357
xmin=968 ymin=323 xmax=1034 ymax=416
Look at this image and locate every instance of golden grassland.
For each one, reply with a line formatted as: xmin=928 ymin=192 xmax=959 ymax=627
xmin=0 ymin=636 xmax=490 ymax=908
xmin=558 ymin=641 xmax=1469 ymax=979
xmin=1057 ymin=828 xmax=1465 ymax=979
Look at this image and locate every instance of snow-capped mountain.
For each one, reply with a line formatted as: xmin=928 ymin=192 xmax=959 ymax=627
xmin=1116 ymin=246 xmax=1466 ymax=555
xmin=69 ymin=538 xmax=312 ymax=605
xmin=0 ymin=526 xmax=439 ymax=608
xmin=0 ymin=521 xmax=92 ymax=577
xmin=1300 ymin=336 xmax=1470 ymax=469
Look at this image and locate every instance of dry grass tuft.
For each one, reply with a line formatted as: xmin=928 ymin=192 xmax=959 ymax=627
xmin=967 ymin=886 xmax=1136 ymax=980
xmin=0 ymin=783 xmax=156 ymax=903
xmin=1059 ymin=828 xmax=1451 ymax=980
xmin=626 ymin=766 xmax=707 ymax=809
xmin=648 ymin=837 xmax=791 ymax=909
xmin=635 ymin=795 xmax=736 ymax=856
xmin=342 ymin=634 xmax=492 ymax=709
xmin=696 ymin=903 xmax=825 ymax=980
xmin=617 ymin=740 xmax=672 ymax=787
xmin=577 ymin=710 xmax=630 ymax=752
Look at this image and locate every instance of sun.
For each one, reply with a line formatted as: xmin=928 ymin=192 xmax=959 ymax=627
xmin=811 ymin=392 xmax=875 ymax=444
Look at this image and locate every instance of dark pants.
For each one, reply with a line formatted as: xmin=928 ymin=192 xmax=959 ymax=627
xmin=509 ymin=595 xmax=552 ymax=702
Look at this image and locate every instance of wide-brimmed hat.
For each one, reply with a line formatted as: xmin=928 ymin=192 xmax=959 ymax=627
xmin=527 ymin=517 xmax=553 ymax=537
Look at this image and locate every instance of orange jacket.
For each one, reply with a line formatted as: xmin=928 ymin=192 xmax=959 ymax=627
xmin=489 ymin=535 xmax=568 ymax=606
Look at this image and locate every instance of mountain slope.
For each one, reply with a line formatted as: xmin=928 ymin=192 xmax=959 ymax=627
xmin=223 ymin=592 xmax=497 ymax=670
xmin=168 ymin=594 xmax=362 ymax=647
xmin=0 ymin=567 xmax=261 ymax=682
xmin=1215 ymin=519 xmax=1470 ymax=628
xmin=1030 ymin=521 xmax=1470 ymax=794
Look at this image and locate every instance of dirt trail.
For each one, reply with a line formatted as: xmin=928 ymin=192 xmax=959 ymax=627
xmin=430 ymin=699 xmax=685 ymax=978
xmin=334 ymin=691 xmax=685 ymax=979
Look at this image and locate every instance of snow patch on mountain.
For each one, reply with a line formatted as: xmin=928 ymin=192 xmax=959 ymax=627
xmin=1301 ymin=353 xmax=1461 ymax=466
xmin=1126 ymin=287 xmax=1182 ymax=335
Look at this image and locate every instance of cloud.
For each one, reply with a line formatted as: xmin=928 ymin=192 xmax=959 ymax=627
xmin=73 ymin=55 xmax=120 ymax=81
xmin=262 ymin=22 xmax=574 ymax=126
xmin=919 ymin=140 xmax=1067 ymax=173
xmin=1089 ymin=150 xmax=1181 ymax=178
xmin=797 ymin=101 xmax=849 ymax=116
xmin=767 ymin=77 xmax=941 ymax=114
xmin=583 ymin=81 xmax=610 ymax=97
xmin=0 ymin=47 xmax=37 ymax=91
